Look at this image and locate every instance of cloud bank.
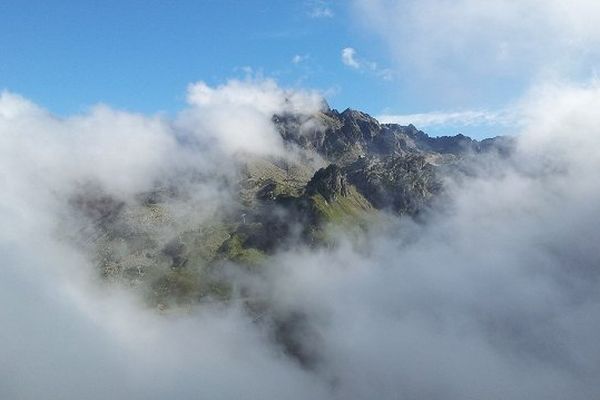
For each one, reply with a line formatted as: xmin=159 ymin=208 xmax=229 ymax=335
xmin=1 ymin=78 xmax=600 ymax=399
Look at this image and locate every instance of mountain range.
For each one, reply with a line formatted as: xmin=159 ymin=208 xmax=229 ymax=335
xmin=70 ymin=105 xmax=512 ymax=309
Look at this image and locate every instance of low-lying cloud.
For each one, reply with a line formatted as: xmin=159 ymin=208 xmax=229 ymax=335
xmin=1 ymin=78 xmax=600 ymax=399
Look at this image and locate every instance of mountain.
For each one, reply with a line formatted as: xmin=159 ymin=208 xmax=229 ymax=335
xmin=274 ymin=107 xmax=511 ymax=162
xmin=69 ymin=106 xmax=513 ymax=308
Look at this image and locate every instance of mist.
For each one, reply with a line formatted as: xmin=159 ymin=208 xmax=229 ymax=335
xmin=1 ymin=78 xmax=600 ymax=399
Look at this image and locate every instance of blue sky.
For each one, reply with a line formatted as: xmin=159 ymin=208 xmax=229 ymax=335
xmin=0 ymin=1 xmax=392 ymax=113
xmin=2 ymin=0 xmax=599 ymax=137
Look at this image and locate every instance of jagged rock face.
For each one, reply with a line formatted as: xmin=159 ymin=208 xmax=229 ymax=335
xmin=318 ymin=108 xmax=385 ymax=162
xmin=305 ymin=164 xmax=348 ymax=202
xmin=334 ymin=109 xmax=381 ymax=156
xmin=272 ymin=113 xmax=331 ymax=154
xmin=289 ymin=149 xmax=439 ymax=223
xmin=345 ymin=155 xmax=441 ymax=214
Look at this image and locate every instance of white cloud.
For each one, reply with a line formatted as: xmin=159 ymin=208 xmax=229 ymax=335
xmin=353 ymin=0 xmax=600 ymax=106
xmin=377 ymin=109 xmax=514 ymax=128
xmin=0 ymin=92 xmax=180 ymax=198
xmin=183 ymin=78 xmax=324 ymax=157
xmin=292 ymin=54 xmax=309 ymax=64
xmin=341 ymin=47 xmax=360 ymax=69
xmin=186 ymin=78 xmax=322 ymax=117
xmin=341 ymin=47 xmax=394 ymax=80
xmin=0 ymin=78 xmax=325 ymax=210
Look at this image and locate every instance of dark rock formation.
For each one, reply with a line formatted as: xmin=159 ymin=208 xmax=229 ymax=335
xmin=345 ymin=155 xmax=440 ymax=214
xmin=305 ymin=164 xmax=349 ymax=202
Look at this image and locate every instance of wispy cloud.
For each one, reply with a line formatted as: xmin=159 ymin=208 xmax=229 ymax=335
xmin=377 ymin=109 xmax=515 ymax=128
xmin=354 ymin=0 xmax=600 ymax=104
xmin=307 ymin=0 xmax=334 ymax=18
xmin=292 ymin=54 xmax=309 ymax=65
xmin=341 ymin=47 xmax=394 ymax=80
xmin=341 ymin=48 xmax=360 ymax=69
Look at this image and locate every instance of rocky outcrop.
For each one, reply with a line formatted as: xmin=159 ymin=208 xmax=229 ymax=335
xmin=345 ymin=155 xmax=440 ymax=214
xmin=305 ymin=164 xmax=349 ymax=202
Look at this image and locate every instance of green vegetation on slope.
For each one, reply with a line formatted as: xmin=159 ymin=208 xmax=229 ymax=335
xmin=217 ymin=233 xmax=267 ymax=267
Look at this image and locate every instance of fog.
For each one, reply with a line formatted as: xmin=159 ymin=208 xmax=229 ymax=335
xmin=1 ymin=79 xmax=600 ymax=399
